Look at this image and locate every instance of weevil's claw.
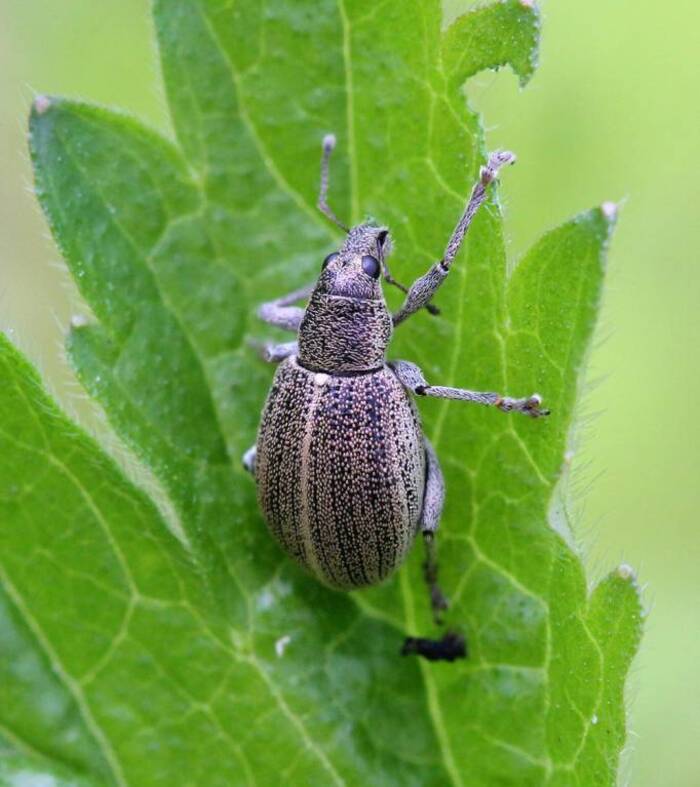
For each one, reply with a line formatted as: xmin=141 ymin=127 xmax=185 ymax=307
xmin=423 ymin=556 xmax=449 ymax=623
xmin=524 ymin=393 xmax=550 ymax=418
xmin=430 ymin=586 xmax=449 ymax=625
xmin=496 ymin=393 xmax=550 ymax=418
xmin=426 ymin=302 xmax=441 ymax=316
xmin=480 ymin=150 xmax=517 ymax=185
xmin=401 ymin=632 xmax=467 ymax=663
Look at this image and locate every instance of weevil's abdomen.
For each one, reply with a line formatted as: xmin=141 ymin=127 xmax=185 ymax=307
xmin=255 ymin=357 xmax=425 ymax=590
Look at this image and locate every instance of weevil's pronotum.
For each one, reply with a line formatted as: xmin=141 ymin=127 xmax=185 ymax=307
xmin=243 ymin=136 xmax=549 ymax=659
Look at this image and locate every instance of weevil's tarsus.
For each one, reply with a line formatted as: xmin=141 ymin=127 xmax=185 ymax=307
xmin=419 ymin=439 xmax=448 ymax=622
xmin=390 ymin=359 xmax=550 ymax=418
xmin=423 ymin=532 xmax=449 ymax=624
xmin=401 ymin=631 xmax=467 ymax=663
xmin=392 ymin=150 xmax=516 ymax=326
xmin=318 ymin=134 xmax=349 ymax=232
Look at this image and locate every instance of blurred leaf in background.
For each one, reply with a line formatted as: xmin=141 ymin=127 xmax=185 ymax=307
xmin=1 ymin=0 xmax=698 ymax=785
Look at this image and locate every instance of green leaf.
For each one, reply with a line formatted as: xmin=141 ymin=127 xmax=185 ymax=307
xmin=442 ymin=0 xmax=541 ymax=87
xmin=0 ymin=334 xmax=443 ymax=786
xmin=5 ymin=0 xmax=643 ymax=784
xmin=0 ymin=749 xmax=94 ymax=787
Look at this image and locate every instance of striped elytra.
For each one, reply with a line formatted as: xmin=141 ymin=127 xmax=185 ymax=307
xmin=255 ymin=356 xmax=426 ymax=589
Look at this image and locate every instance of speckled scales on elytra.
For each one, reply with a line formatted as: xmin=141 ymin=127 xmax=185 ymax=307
xmin=256 ymin=358 xmax=425 ymax=589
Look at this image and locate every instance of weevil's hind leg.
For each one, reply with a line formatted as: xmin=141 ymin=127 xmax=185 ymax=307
xmin=400 ymin=441 xmax=468 ymax=663
xmin=242 ymin=445 xmax=256 ymax=475
xmin=421 ymin=439 xmax=449 ymax=624
xmin=257 ymin=284 xmax=315 ymax=333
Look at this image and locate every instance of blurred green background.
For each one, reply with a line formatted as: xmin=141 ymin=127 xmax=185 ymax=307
xmin=1 ymin=1 xmax=697 ymax=784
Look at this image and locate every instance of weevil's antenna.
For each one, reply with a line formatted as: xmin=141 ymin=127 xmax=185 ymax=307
xmin=375 ymin=230 xmax=440 ymax=316
xmin=381 ymin=261 xmax=440 ymax=316
xmin=318 ymin=134 xmax=349 ymax=232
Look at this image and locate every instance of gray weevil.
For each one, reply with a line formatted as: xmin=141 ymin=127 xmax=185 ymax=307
xmin=243 ymin=136 xmax=548 ymax=659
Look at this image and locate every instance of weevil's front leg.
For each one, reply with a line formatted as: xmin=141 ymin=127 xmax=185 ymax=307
xmin=421 ymin=439 xmax=449 ymax=624
xmin=242 ymin=445 xmax=256 ymax=474
xmin=390 ymin=360 xmax=550 ymax=418
xmin=250 ymin=339 xmax=299 ymax=364
xmin=392 ymin=151 xmax=515 ymax=326
xmin=257 ymin=283 xmax=315 ymax=333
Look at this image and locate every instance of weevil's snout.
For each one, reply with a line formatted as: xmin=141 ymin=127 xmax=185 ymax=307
xmin=317 ymin=224 xmax=392 ymax=301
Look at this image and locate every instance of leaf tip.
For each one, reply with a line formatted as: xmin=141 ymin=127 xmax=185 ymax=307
xmin=32 ymin=94 xmax=53 ymax=116
xmin=442 ymin=0 xmax=541 ymax=89
xmin=275 ymin=634 xmax=292 ymax=657
xmin=28 ymin=95 xmax=63 ymax=164
xmin=616 ymin=562 xmax=636 ymax=582
xmin=70 ymin=314 xmax=90 ymax=330
xmin=601 ymin=200 xmax=618 ymax=222
xmin=598 ymin=563 xmax=645 ymax=625
xmin=597 ymin=201 xmax=620 ymax=266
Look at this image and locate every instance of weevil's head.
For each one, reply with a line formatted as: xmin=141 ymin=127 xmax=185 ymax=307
xmin=298 ymin=224 xmax=394 ymax=373
xmin=314 ymin=223 xmax=392 ymax=301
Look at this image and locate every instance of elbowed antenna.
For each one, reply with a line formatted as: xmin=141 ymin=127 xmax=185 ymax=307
xmin=380 ymin=256 xmax=441 ymax=316
xmin=318 ymin=134 xmax=349 ymax=232
xmin=318 ymin=137 xmax=439 ymax=315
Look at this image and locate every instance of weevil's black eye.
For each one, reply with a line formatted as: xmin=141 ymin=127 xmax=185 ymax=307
xmin=322 ymin=252 xmax=339 ymax=270
xmin=361 ymin=255 xmax=380 ymax=279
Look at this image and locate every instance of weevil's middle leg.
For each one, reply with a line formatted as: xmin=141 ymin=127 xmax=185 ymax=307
xmin=390 ymin=360 xmax=550 ymax=418
xmin=421 ymin=439 xmax=449 ymax=624
xmin=242 ymin=445 xmax=256 ymax=474
xmin=392 ymin=151 xmax=515 ymax=326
